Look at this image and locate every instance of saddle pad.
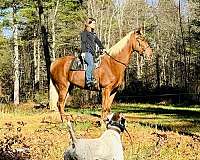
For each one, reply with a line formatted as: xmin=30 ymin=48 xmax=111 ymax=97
xmin=70 ymin=57 xmax=100 ymax=71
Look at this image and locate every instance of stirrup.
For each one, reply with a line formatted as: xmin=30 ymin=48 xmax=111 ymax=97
xmin=86 ymin=82 xmax=95 ymax=90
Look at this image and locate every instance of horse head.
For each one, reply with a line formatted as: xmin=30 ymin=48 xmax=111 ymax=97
xmin=133 ymin=28 xmax=153 ymax=61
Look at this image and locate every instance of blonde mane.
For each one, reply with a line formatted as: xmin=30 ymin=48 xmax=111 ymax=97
xmin=108 ymin=31 xmax=134 ymax=56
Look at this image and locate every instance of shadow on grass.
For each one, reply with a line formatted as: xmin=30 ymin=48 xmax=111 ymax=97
xmin=63 ymin=103 xmax=200 ymax=135
xmin=112 ymin=104 xmax=200 ymax=135
xmin=113 ymin=105 xmax=200 ymax=119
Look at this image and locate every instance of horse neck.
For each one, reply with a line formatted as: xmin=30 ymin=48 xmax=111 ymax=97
xmin=113 ymin=35 xmax=134 ymax=67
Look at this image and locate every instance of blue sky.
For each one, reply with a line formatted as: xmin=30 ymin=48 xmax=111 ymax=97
xmin=146 ymin=0 xmax=159 ymax=6
xmin=2 ymin=27 xmax=12 ymax=38
xmin=0 ymin=8 xmax=13 ymax=38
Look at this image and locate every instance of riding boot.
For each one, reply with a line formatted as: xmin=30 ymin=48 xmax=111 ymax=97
xmin=86 ymin=81 xmax=95 ymax=90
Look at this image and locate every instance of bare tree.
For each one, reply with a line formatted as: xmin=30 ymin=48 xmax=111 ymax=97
xmin=49 ymin=0 xmax=60 ymax=111
xmin=13 ymin=2 xmax=20 ymax=105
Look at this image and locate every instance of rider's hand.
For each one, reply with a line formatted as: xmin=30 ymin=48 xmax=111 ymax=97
xmin=103 ymin=49 xmax=107 ymax=53
xmin=81 ymin=52 xmax=86 ymax=59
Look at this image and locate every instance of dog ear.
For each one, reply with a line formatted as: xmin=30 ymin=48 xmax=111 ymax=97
xmin=106 ymin=113 xmax=113 ymax=122
xmin=111 ymin=113 xmax=121 ymax=121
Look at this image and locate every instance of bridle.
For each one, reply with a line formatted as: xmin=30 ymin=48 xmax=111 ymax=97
xmin=136 ymin=37 xmax=151 ymax=55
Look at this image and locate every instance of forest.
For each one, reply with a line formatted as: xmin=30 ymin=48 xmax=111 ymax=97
xmin=0 ymin=1 xmax=200 ymax=160
xmin=0 ymin=0 xmax=199 ymax=108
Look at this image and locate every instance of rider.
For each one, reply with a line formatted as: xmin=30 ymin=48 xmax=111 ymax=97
xmin=80 ymin=18 xmax=105 ymax=89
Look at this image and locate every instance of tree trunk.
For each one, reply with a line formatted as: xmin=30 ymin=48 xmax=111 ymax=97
xmin=162 ymin=55 xmax=166 ymax=85
xmin=51 ymin=0 xmax=59 ymax=61
xmin=13 ymin=3 xmax=20 ymax=105
xmin=36 ymin=39 xmax=40 ymax=90
xmin=33 ymin=30 xmax=38 ymax=91
xmin=156 ymin=28 xmax=160 ymax=88
xmin=49 ymin=0 xmax=59 ymax=111
xmin=0 ymin=81 xmax=2 ymax=96
xmin=178 ymin=0 xmax=187 ymax=90
xmin=107 ymin=9 xmax=115 ymax=49
xmin=37 ymin=0 xmax=51 ymax=97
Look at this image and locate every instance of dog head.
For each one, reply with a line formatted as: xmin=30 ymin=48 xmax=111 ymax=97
xmin=106 ymin=112 xmax=126 ymax=133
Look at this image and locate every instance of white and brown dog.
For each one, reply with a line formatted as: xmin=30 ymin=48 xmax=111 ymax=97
xmin=64 ymin=113 xmax=125 ymax=160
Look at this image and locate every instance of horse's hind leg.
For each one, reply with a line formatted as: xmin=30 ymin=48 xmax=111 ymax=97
xmin=57 ymin=82 xmax=70 ymax=122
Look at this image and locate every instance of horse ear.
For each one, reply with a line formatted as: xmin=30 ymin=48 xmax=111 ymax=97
xmin=136 ymin=27 xmax=144 ymax=36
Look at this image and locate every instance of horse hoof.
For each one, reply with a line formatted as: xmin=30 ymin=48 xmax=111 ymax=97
xmin=60 ymin=114 xmax=73 ymax=122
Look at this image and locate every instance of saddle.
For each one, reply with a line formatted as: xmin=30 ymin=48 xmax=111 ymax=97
xmin=70 ymin=53 xmax=101 ymax=71
xmin=70 ymin=55 xmax=85 ymax=70
xmin=70 ymin=53 xmax=102 ymax=91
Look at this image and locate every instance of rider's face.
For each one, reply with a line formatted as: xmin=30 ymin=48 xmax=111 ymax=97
xmin=89 ymin=21 xmax=96 ymax=29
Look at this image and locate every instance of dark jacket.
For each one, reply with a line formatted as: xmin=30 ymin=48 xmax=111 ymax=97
xmin=80 ymin=31 xmax=104 ymax=55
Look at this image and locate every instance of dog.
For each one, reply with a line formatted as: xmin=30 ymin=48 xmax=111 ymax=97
xmin=64 ymin=113 xmax=126 ymax=160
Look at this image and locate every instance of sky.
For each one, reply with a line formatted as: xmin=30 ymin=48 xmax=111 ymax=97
xmin=146 ymin=0 xmax=159 ymax=6
xmin=0 ymin=8 xmax=13 ymax=38
xmin=146 ymin=0 xmax=188 ymax=13
xmin=2 ymin=27 xmax=12 ymax=38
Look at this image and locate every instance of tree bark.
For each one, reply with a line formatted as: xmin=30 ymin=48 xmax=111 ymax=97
xmin=178 ymin=0 xmax=187 ymax=90
xmin=37 ymin=0 xmax=51 ymax=96
xmin=36 ymin=39 xmax=40 ymax=88
xmin=13 ymin=3 xmax=20 ymax=105
xmin=51 ymin=0 xmax=59 ymax=61
xmin=49 ymin=0 xmax=59 ymax=111
xmin=0 ymin=81 xmax=2 ymax=96
xmin=33 ymin=30 xmax=38 ymax=90
xmin=107 ymin=9 xmax=115 ymax=49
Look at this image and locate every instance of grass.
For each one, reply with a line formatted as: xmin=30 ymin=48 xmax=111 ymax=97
xmin=111 ymin=103 xmax=200 ymax=135
xmin=0 ymin=102 xmax=200 ymax=159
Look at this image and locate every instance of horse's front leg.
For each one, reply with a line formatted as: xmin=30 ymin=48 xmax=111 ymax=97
xmin=101 ymin=87 xmax=112 ymax=120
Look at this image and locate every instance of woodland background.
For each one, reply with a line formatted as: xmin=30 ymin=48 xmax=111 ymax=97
xmin=0 ymin=0 xmax=199 ymax=107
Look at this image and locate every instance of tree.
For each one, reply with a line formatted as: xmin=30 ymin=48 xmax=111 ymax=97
xmin=12 ymin=2 xmax=20 ymax=105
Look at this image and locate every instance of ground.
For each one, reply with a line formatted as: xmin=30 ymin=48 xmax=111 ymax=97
xmin=0 ymin=102 xmax=200 ymax=160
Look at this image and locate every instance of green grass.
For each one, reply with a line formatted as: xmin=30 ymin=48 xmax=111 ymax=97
xmin=111 ymin=103 xmax=200 ymax=135
xmin=65 ymin=103 xmax=200 ymax=135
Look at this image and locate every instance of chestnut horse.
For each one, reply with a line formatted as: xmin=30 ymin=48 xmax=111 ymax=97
xmin=50 ymin=29 xmax=153 ymax=122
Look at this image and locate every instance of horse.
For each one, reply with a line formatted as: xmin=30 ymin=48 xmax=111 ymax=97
xmin=50 ymin=28 xmax=153 ymax=122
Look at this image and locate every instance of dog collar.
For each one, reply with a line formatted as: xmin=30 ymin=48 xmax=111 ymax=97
xmin=107 ymin=121 xmax=125 ymax=132
xmin=107 ymin=125 xmax=121 ymax=134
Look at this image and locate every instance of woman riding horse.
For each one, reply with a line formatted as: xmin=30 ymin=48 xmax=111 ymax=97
xmin=81 ymin=18 xmax=106 ymax=89
xmin=50 ymin=28 xmax=153 ymax=122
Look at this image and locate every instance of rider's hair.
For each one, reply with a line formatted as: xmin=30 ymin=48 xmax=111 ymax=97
xmin=84 ymin=18 xmax=96 ymax=32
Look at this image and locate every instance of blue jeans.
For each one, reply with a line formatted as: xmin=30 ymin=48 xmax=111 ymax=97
xmin=84 ymin=51 xmax=94 ymax=84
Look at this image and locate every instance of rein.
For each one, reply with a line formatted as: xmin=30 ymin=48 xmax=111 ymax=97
xmin=104 ymin=51 xmax=127 ymax=67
